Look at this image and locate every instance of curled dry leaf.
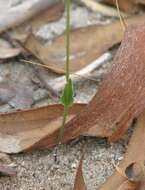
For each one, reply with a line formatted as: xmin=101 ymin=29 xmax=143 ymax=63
xmin=99 ymin=110 xmax=145 ymax=190
xmin=73 ymin=154 xmax=87 ymax=190
xmin=114 ymin=162 xmax=143 ymax=183
xmin=24 ymin=14 xmax=145 ymax=74
xmin=125 ymin=162 xmax=143 ymax=183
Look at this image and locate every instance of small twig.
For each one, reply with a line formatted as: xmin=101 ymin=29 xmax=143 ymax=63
xmin=115 ymin=0 xmax=127 ymax=31
xmin=80 ymin=0 xmax=128 ymax=18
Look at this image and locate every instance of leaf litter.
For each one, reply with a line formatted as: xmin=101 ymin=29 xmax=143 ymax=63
xmin=1 ymin=0 xmax=145 ymax=190
xmin=23 ymin=14 xmax=145 ymax=74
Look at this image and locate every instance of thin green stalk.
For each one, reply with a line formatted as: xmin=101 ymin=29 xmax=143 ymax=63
xmin=58 ymin=0 xmax=73 ymax=144
xmin=58 ymin=106 xmax=68 ymax=143
xmin=65 ymin=0 xmax=71 ymax=82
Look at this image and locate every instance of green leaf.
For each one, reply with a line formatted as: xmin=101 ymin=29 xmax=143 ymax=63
xmin=60 ymin=78 xmax=74 ymax=108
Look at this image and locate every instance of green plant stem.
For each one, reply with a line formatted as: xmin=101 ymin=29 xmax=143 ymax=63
xmin=65 ymin=0 xmax=71 ymax=82
xmin=58 ymin=0 xmax=71 ymax=144
xmin=58 ymin=106 xmax=68 ymax=144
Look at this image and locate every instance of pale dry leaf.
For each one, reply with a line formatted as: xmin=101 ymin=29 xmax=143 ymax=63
xmin=125 ymin=163 xmax=143 ymax=183
xmin=0 ymin=38 xmax=21 ymax=59
xmin=24 ymin=14 xmax=145 ymax=74
xmin=0 ymin=47 xmax=21 ymax=59
xmin=0 ymin=104 xmax=88 ymax=153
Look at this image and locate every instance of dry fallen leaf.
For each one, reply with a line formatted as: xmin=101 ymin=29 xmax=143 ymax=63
xmin=125 ymin=163 xmax=143 ymax=183
xmin=0 ymin=104 xmax=89 ymax=153
xmin=0 ymin=47 xmax=21 ymax=60
xmin=73 ymin=153 xmax=87 ymax=190
xmin=0 ymin=38 xmax=21 ymax=60
xmin=24 ymin=14 xmax=145 ymax=74
xmin=99 ymin=110 xmax=145 ymax=190
xmin=117 ymin=180 xmax=139 ymax=190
